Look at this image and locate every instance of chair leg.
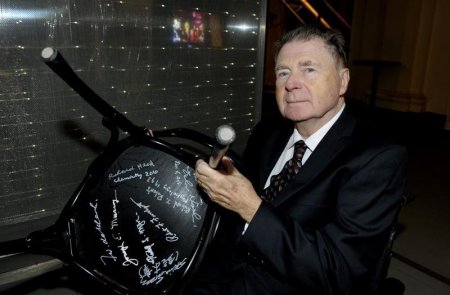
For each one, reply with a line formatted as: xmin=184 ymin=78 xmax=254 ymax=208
xmin=379 ymin=277 xmax=405 ymax=295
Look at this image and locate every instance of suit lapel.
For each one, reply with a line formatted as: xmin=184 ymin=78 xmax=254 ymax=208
xmin=258 ymin=125 xmax=292 ymax=193
xmin=271 ymin=108 xmax=357 ymax=206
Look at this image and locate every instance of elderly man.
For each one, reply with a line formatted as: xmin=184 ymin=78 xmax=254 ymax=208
xmin=187 ymin=24 xmax=407 ymax=295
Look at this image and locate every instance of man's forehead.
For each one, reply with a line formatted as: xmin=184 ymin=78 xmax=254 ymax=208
xmin=276 ymin=44 xmax=325 ymax=63
xmin=276 ymin=39 xmax=333 ymax=64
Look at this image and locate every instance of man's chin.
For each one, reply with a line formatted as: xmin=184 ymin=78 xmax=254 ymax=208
xmin=282 ymin=109 xmax=309 ymax=121
xmin=283 ymin=115 xmax=308 ymax=124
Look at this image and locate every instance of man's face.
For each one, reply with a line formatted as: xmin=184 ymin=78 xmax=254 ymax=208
xmin=275 ymin=38 xmax=349 ymax=134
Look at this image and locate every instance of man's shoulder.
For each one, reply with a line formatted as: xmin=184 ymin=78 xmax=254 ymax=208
xmin=242 ymin=117 xmax=292 ymax=171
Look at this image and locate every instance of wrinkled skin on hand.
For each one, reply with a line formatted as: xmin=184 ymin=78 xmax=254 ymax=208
xmin=195 ymin=157 xmax=262 ymax=223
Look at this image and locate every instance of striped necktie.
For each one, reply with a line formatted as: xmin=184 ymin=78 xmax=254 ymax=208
xmin=262 ymin=140 xmax=307 ymax=202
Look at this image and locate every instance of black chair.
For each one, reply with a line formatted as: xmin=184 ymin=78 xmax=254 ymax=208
xmin=376 ymin=194 xmax=413 ymax=295
xmin=0 ymin=48 xmax=242 ymax=295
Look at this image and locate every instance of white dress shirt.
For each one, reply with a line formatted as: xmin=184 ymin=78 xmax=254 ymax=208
xmin=263 ymin=104 xmax=346 ymax=188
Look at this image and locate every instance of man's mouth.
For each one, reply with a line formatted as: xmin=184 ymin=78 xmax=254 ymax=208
xmin=284 ymin=93 xmax=307 ymax=103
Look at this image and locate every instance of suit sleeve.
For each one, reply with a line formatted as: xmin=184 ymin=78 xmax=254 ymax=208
xmin=239 ymin=144 xmax=407 ymax=294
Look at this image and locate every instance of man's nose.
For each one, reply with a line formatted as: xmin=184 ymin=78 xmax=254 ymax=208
xmin=285 ymin=72 xmax=301 ymax=91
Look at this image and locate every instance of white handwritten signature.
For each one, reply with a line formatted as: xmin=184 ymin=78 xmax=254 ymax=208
xmin=118 ymin=241 xmax=139 ymax=266
xmin=130 ymin=198 xmax=179 ymax=242
xmin=138 ymin=251 xmax=187 ymax=286
xmin=113 ymin=173 xmax=143 ymax=183
xmin=108 ymin=166 xmax=135 ymax=180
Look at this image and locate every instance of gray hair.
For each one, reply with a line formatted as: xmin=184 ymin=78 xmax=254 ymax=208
xmin=274 ymin=24 xmax=348 ymax=68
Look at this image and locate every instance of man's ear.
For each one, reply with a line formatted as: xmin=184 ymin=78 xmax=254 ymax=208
xmin=339 ymin=68 xmax=350 ymax=96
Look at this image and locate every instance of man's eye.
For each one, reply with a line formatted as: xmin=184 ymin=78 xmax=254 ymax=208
xmin=305 ymin=67 xmax=315 ymax=73
xmin=277 ymin=71 xmax=288 ymax=78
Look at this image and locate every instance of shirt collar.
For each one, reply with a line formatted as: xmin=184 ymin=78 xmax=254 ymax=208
xmin=289 ymin=103 xmax=346 ymax=152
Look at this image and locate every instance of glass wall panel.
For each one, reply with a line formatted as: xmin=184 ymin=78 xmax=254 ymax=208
xmin=0 ymin=0 xmax=266 ymax=240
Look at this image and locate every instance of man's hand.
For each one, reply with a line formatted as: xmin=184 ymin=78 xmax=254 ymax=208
xmin=195 ymin=157 xmax=262 ymax=223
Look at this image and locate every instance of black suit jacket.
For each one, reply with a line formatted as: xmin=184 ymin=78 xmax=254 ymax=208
xmin=186 ymin=106 xmax=407 ymax=295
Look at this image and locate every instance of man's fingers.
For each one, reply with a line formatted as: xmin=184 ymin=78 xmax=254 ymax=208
xmin=195 ymin=159 xmax=207 ymax=172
